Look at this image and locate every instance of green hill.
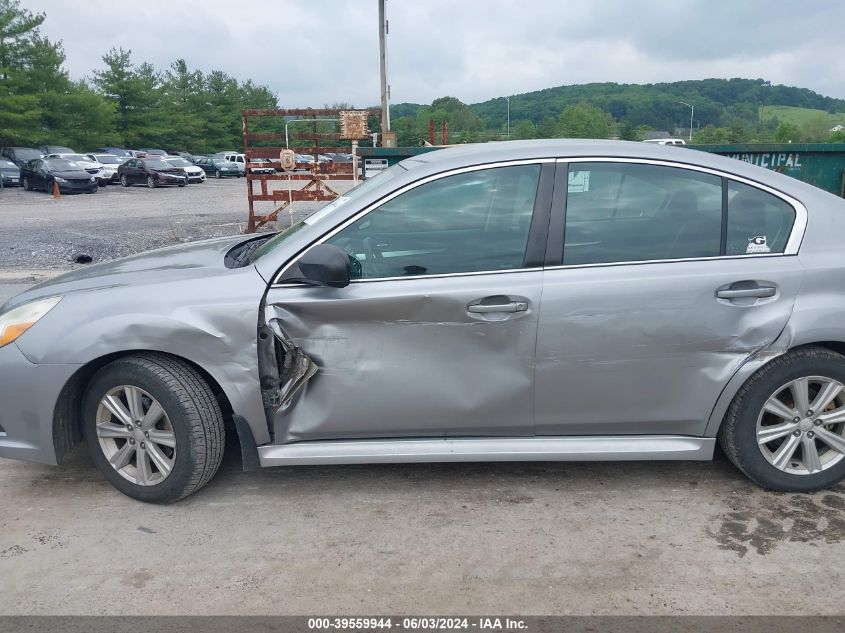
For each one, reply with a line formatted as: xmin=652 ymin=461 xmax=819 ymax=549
xmin=760 ymin=105 xmax=845 ymax=128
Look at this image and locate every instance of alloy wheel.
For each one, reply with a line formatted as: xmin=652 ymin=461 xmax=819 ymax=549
xmin=95 ymin=385 xmax=177 ymax=486
xmin=756 ymin=375 xmax=845 ymax=474
xmin=147 ymin=176 xmax=156 ymax=188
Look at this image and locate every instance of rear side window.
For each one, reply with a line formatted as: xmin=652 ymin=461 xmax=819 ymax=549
xmin=563 ymin=163 xmax=723 ymax=265
xmin=726 ymin=181 xmax=795 ymax=255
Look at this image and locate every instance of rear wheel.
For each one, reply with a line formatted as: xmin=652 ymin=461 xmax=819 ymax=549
xmin=720 ymin=346 xmax=845 ymax=491
xmin=84 ymin=353 xmax=225 ymax=503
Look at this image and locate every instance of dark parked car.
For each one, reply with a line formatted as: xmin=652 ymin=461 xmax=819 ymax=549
xmin=193 ymin=157 xmax=241 ymax=178
xmin=0 ymin=147 xmax=43 ymax=167
xmin=117 ymin=158 xmax=188 ymax=188
xmin=37 ymin=145 xmax=75 ymax=156
xmin=0 ymin=159 xmax=21 ymax=187
xmin=139 ymin=148 xmax=167 ymax=156
xmin=20 ymin=158 xmax=98 ymax=194
xmin=95 ymin=147 xmax=132 ymax=157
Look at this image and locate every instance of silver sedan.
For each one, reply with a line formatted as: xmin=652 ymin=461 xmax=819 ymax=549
xmin=2 ymin=140 xmax=844 ymax=502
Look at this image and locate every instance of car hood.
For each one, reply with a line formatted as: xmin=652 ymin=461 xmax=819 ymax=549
xmin=2 ymin=234 xmax=254 ymax=311
xmin=52 ymin=170 xmax=92 ymax=179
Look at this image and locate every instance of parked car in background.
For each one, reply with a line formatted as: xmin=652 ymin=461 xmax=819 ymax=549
xmin=95 ymin=147 xmax=132 ymax=157
xmin=193 ymin=157 xmax=241 ymax=178
xmin=170 ymin=151 xmax=194 ymax=160
xmin=85 ymin=154 xmax=125 ymax=183
xmin=0 ymin=147 xmax=43 ymax=167
xmin=37 ymin=145 xmax=75 ymax=156
xmin=222 ymin=152 xmax=246 ymax=174
xmin=3 ymin=140 xmax=845 ymax=502
xmin=164 ymin=156 xmax=205 ymax=183
xmin=0 ymin=159 xmax=21 ymax=187
xmin=117 ymin=158 xmax=188 ymax=188
xmin=642 ymin=138 xmax=687 ymax=146
xmin=20 ymin=157 xmax=98 ymax=193
xmin=139 ymin=148 xmax=167 ymax=156
xmin=247 ymin=158 xmax=275 ymax=175
xmin=45 ymin=153 xmax=110 ymax=186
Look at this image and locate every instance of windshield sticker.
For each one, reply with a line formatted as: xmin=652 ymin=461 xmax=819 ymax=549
xmin=568 ymin=170 xmax=591 ymax=193
xmin=746 ymin=236 xmax=771 ymax=254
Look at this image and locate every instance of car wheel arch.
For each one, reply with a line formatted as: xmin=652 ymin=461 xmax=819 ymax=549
xmin=51 ymin=350 xmax=242 ymax=466
xmin=705 ymin=340 xmax=845 ymax=438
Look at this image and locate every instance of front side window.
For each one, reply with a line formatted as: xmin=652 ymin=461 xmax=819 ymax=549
xmin=726 ymin=181 xmax=795 ymax=255
xmin=327 ymin=164 xmax=541 ymax=279
xmin=563 ymin=162 xmax=723 ymax=265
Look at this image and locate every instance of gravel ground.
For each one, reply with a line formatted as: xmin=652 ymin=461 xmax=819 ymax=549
xmin=1 ymin=176 xmax=844 ymax=616
xmin=0 ymin=178 xmax=350 ymax=277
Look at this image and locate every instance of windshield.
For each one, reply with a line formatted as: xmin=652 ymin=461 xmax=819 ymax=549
xmin=212 ymin=159 xmax=230 ymax=166
xmin=250 ymin=163 xmax=403 ymax=262
xmin=16 ymin=149 xmax=42 ymax=160
xmin=94 ymin=155 xmax=121 ymax=164
xmin=46 ymin=159 xmax=83 ymax=171
xmin=166 ymin=158 xmax=191 ymax=167
xmin=60 ymin=154 xmax=87 ymax=161
xmin=144 ymin=159 xmax=172 ymax=170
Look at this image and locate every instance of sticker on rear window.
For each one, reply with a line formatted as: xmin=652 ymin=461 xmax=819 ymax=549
xmin=568 ymin=170 xmax=591 ymax=193
xmin=746 ymin=236 xmax=771 ymax=254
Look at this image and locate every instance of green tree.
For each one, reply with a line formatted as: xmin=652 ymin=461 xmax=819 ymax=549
xmin=558 ymin=103 xmax=613 ymax=139
xmin=773 ymin=121 xmax=800 ymax=143
xmin=512 ymin=119 xmax=536 ymax=139
xmin=693 ymin=125 xmax=731 ymax=144
xmin=0 ymin=1 xmax=46 ymax=143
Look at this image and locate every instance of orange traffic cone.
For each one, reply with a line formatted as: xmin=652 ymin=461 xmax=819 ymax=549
xmin=52 ymin=181 xmax=61 ymax=200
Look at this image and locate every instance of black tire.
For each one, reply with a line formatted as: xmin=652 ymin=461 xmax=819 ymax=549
xmin=720 ymin=345 xmax=845 ymax=491
xmin=120 ymin=174 xmax=130 ymax=187
xmin=83 ymin=353 xmax=225 ymax=503
xmin=215 ymin=169 xmax=221 ymax=179
xmin=147 ymin=175 xmax=156 ymax=188
xmin=22 ymin=176 xmax=31 ymax=191
xmin=178 ymin=182 xmax=186 ymax=187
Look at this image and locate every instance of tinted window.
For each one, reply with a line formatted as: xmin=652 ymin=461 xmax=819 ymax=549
xmin=45 ymin=159 xmax=83 ymax=171
xmin=726 ymin=181 xmax=795 ymax=255
xmin=563 ymin=163 xmax=723 ymax=265
xmin=327 ymin=164 xmax=541 ymax=279
xmin=143 ymin=159 xmax=171 ymax=170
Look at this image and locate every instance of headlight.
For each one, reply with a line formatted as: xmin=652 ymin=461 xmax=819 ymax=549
xmin=54 ymin=177 xmax=67 ymax=183
xmin=0 ymin=296 xmax=62 ymax=348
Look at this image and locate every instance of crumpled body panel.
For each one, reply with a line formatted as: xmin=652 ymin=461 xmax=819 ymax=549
xmin=264 ymin=271 xmax=543 ymax=443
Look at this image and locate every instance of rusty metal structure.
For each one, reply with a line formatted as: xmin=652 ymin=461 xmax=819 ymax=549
xmin=242 ymin=108 xmax=370 ymax=232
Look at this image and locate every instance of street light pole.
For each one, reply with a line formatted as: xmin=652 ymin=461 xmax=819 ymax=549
xmin=678 ymin=101 xmax=694 ymax=141
xmin=506 ymin=96 xmax=510 ymax=138
xmin=378 ymin=0 xmax=391 ymax=137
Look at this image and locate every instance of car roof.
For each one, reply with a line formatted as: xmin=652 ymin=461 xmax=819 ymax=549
xmin=400 ymin=139 xmax=825 ymax=200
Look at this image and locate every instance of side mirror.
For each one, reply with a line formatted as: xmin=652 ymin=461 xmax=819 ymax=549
xmin=286 ymin=243 xmax=350 ymax=288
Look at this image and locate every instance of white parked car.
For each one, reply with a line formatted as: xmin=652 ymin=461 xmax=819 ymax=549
xmin=222 ymin=152 xmax=246 ymax=175
xmin=45 ymin=153 xmax=110 ymax=186
xmin=85 ymin=153 xmax=125 ymax=184
xmin=642 ymin=138 xmax=687 ymax=146
xmin=164 ymin=156 xmax=206 ymax=183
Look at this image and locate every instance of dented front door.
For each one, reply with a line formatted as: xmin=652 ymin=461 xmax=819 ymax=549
xmin=263 ymin=271 xmax=542 ymax=442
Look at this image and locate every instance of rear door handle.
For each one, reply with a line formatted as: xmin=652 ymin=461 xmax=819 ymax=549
xmin=716 ymin=287 xmax=776 ymax=299
xmin=468 ymin=301 xmax=528 ymax=314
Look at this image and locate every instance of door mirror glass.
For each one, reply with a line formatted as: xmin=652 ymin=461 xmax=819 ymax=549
xmin=283 ymin=243 xmax=351 ymax=288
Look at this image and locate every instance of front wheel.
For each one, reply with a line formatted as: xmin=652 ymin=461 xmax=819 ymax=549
xmin=120 ymin=174 xmax=130 ymax=187
xmin=22 ymin=176 xmax=31 ymax=191
xmin=720 ymin=346 xmax=845 ymax=491
xmin=84 ymin=353 xmax=225 ymax=503
xmin=215 ymin=170 xmax=221 ymax=179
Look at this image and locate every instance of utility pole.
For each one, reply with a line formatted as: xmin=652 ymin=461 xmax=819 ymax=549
xmin=506 ymin=96 xmax=510 ymax=137
xmin=378 ymin=0 xmax=390 ymax=137
xmin=678 ymin=101 xmax=694 ymax=141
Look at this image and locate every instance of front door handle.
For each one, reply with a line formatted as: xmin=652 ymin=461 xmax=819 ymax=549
xmin=716 ymin=286 xmax=776 ymax=299
xmin=468 ymin=301 xmax=528 ymax=314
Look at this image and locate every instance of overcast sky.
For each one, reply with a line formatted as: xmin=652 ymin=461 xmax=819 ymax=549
xmin=30 ymin=0 xmax=845 ymax=106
